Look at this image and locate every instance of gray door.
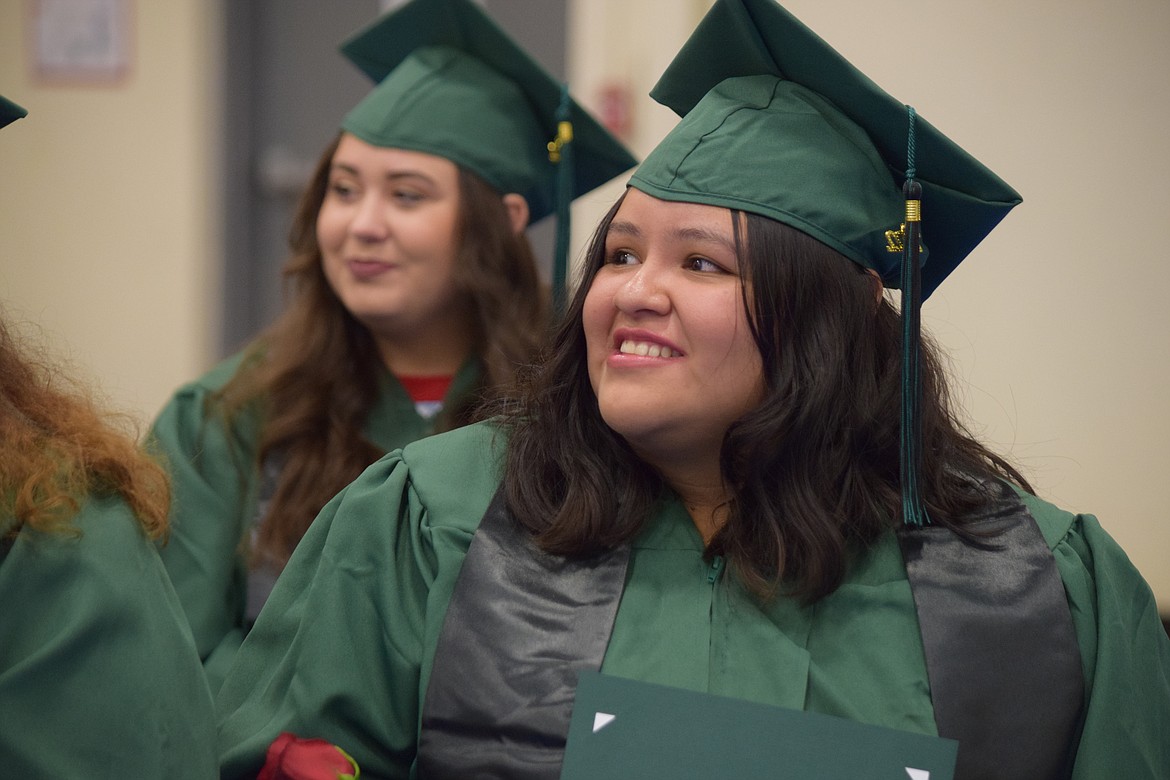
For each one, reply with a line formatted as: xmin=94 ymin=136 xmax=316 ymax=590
xmin=219 ymin=0 xmax=566 ymax=356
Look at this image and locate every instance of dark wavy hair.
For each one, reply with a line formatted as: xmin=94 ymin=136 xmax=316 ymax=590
xmin=219 ymin=133 xmax=548 ymax=566
xmin=0 ymin=314 xmax=170 ymax=540
xmin=502 ymin=192 xmax=1031 ymax=602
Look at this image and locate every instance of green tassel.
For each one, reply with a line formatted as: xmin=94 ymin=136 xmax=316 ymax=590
xmin=900 ymin=106 xmax=930 ymax=527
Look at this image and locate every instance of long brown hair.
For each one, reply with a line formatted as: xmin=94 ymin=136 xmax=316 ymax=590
xmin=0 ymin=315 xmax=169 ymax=540
xmin=502 ymin=195 xmax=1031 ymax=602
xmin=220 ymin=133 xmax=548 ymax=566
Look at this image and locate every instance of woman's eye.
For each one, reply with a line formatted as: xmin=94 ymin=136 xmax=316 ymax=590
xmin=328 ymin=181 xmax=357 ymax=200
xmin=607 ymin=249 xmax=638 ymax=266
xmin=686 ymin=256 xmax=724 ymax=273
xmin=393 ymin=190 xmax=425 ymax=205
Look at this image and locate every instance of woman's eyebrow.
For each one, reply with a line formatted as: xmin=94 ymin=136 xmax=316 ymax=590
xmin=673 ymin=225 xmax=737 ymax=255
xmin=384 ymin=170 xmax=435 ymax=185
xmin=607 ymin=220 xmax=736 ymax=256
xmin=607 ymin=220 xmax=641 ymax=239
xmin=328 ymin=162 xmax=435 ymax=185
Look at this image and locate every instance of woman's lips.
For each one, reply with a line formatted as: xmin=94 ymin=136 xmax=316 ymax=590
xmin=348 ymin=259 xmax=394 ymax=280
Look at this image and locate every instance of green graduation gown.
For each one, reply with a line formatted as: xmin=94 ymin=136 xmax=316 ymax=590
xmin=149 ymin=350 xmax=480 ymax=693
xmin=0 ymin=496 xmax=217 ymax=777
xmin=216 ymin=421 xmax=1170 ymax=779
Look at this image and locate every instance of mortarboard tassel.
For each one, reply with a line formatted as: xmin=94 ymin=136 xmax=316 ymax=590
xmin=899 ymin=106 xmax=930 ymax=528
xmin=548 ymin=84 xmax=575 ymax=314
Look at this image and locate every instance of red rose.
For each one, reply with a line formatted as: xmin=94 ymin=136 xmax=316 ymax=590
xmin=257 ymin=732 xmax=360 ymax=780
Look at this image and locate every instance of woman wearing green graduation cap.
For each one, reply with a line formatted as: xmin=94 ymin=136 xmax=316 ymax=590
xmin=149 ymin=0 xmax=635 ymax=694
xmin=217 ymin=0 xmax=1170 ymax=778
xmin=1 ymin=99 xmax=218 ymax=776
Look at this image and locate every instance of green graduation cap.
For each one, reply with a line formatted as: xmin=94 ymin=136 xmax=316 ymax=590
xmin=338 ymin=0 xmax=637 ymax=302
xmin=1 ymin=95 xmax=27 ymax=129
xmin=631 ymin=0 xmax=1022 ymax=527
xmin=630 ymin=0 xmax=1020 ymax=299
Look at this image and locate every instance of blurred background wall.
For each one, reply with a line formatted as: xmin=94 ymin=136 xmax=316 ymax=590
xmin=0 ymin=0 xmax=223 ymax=422
xmin=1 ymin=0 xmax=1168 ymax=611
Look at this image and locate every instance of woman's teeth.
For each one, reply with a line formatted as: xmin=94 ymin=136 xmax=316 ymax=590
xmin=619 ymin=340 xmax=676 ymax=358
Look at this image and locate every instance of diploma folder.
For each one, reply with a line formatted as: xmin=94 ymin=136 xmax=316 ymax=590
xmin=560 ymin=671 xmax=957 ymax=779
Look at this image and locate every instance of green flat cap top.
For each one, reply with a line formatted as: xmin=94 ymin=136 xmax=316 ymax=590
xmin=630 ymin=0 xmax=1021 ymax=297
xmin=339 ymin=0 xmax=636 ymax=224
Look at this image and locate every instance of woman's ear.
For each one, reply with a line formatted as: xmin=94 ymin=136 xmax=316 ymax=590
xmin=502 ymin=194 xmax=530 ymax=236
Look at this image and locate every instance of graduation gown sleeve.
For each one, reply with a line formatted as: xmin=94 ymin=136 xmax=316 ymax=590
xmin=151 ymin=354 xmax=484 ymax=696
xmin=216 ymin=422 xmax=504 ymax=780
xmin=148 ymin=353 xmax=259 ymax=694
xmin=1024 ymin=494 xmax=1170 ymax=777
xmin=0 ymin=497 xmax=218 ymax=777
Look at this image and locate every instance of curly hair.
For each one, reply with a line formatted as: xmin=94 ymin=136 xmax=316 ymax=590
xmin=218 ymin=133 xmax=549 ymax=566
xmin=502 ymin=194 xmax=1031 ymax=602
xmin=0 ymin=315 xmax=169 ymax=540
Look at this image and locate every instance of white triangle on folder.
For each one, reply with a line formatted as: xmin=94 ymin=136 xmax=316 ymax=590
xmin=905 ymin=769 xmax=930 ymax=780
xmin=592 ymin=712 xmax=616 ymax=733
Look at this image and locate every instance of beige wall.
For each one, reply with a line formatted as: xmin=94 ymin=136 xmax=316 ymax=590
xmin=0 ymin=0 xmax=222 ymax=427
xmin=570 ymin=0 xmax=1170 ymax=609
xmin=0 ymin=0 xmax=1166 ymax=608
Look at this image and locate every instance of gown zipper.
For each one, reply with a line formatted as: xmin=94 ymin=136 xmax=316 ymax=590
xmin=706 ymin=555 xmax=725 ymax=585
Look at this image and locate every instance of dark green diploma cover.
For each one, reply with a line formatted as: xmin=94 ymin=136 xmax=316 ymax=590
xmin=561 ymin=671 xmax=957 ymax=780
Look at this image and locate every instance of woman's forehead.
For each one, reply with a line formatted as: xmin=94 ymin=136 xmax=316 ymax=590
xmin=609 ymin=188 xmax=735 ymax=242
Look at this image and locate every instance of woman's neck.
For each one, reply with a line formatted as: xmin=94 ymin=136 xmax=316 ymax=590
xmin=658 ymin=460 xmax=731 ymax=545
xmin=373 ymin=318 xmax=475 ymax=377
xmin=682 ymin=497 xmax=732 ymax=546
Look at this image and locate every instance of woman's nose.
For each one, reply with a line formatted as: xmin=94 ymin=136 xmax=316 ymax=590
xmin=349 ymin=195 xmax=390 ymax=241
xmin=613 ymin=262 xmax=670 ymax=316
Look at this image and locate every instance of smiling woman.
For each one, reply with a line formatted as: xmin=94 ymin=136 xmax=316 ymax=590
xmin=584 ymin=191 xmax=764 ymax=535
xmin=147 ymin=0 xmax=634 ymax=695
xmin=316 ymin=141 xmax=469 ymax=371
